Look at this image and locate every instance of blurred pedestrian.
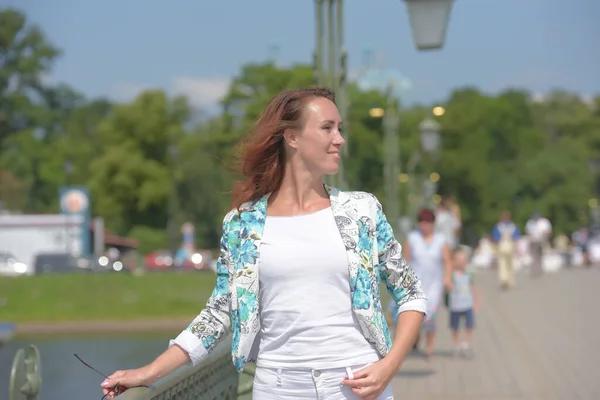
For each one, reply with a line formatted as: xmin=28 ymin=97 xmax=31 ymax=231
xmin=554 ymin=232 xmax=571 ymax=268
xmin=447 ymin=247 xmax=480 ymax=357
xmin=404 ymin=208 xmax=452 ymax=359
xmin=491 ymin=211 xmax=520 ymax=289
xmin=572 ymin=227 xmax=590 ymax=267
xmin=525 ymin=212 xmax=552 ymax=276
xmin=435 ymin=195 xmax=461 ymax=250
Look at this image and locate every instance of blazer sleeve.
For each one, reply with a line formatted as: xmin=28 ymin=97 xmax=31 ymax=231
xmin=372 ymin=195 xmax=427 ymax=314
xmin=169 ymin=211 xmax=234 ymax=365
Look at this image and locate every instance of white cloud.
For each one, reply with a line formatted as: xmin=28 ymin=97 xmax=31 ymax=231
xmin=108 ymin=83 xmax=151 ymax=102
xmin=170 ymin=76 xmax=231 ymax=107
xmin=107 ymin=76 xmax=232 ymax=109
xmin=39 ymin=73 xmax=55 ymax=86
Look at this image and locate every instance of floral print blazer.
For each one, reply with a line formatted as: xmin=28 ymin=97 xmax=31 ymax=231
xmin=171 ymin=185 xmax=426 ymax=372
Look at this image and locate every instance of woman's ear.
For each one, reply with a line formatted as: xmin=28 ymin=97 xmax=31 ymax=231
xmin=283 ymin=128 xmax=299 ymax=149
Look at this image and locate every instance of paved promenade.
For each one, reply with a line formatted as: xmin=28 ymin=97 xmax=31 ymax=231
xmin=391 ymin=266 xmax=600 ymax=400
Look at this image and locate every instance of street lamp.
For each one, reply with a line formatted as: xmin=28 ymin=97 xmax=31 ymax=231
xmin=63 ymin=160 xmax=73 ymax=255
xmin=313 ymin=0 xmax=455 ymax=189
xmin=419 ymin=117 xmax=441 ymax=154
xmin=419 ymin=117 xmax=441 ymax=207
xmin=432 ymin=106 xmax=445 ymax=116
xmin=589 ymin=159 xmax=600 ymax=233
xmin=382 ymin=82 xmax=401 ymax=233
xmin=403 ymin=0 xmax=455 ymax=50
xmin=168 ymin=145 xmax=179 ymax=261
xmin=314 ymin=0 xmax=348 ymax=190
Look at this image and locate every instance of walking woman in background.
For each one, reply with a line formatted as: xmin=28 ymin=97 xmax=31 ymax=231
xmin=101 ymin=87 xmax=426 ymax=399
xmin=403 ymin=209 xmax=452 ymax=359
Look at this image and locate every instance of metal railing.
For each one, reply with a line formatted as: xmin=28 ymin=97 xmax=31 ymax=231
xmin=114 ymin=335 xmax=252 ymax=400
xmin=7 ymin=337 xmax=253 ymax=400
xmin=8 ymin=344 xmax=42 ymax=400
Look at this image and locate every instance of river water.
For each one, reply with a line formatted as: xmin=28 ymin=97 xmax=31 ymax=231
xmin=0 ymin=333 xmax=171 ymax=400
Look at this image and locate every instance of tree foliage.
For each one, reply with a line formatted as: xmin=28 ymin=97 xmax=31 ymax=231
xmin=1 ymin=7 xmax=599 ymax=251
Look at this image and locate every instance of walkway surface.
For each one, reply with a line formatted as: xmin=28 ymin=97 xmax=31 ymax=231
xmin=390 ymin=266 xmax=600 ymax=400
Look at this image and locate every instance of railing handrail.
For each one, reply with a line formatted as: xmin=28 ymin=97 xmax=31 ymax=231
xmin=114 ymin=335 xmax=238 ymax=400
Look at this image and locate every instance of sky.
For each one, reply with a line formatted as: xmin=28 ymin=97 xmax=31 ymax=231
xmin=7 ymin=0 xmax=600 ymax=110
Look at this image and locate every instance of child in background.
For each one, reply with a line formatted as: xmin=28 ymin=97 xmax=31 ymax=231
xmin=448 ymin=247 xmax=480 ymax=357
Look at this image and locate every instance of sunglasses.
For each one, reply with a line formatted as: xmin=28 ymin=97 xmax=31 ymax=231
xmin=74 ymin=354 xmax=123 ymax=400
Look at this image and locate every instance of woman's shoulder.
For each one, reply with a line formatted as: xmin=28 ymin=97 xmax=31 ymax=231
xmin=340 ymin=189 xmax=381 ymax=209
xmin=433 ymin=232 xmax=449 ymax=245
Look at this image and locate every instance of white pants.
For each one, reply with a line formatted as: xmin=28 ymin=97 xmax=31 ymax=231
xmin=252 ymin=363 xmax=394 ymax=399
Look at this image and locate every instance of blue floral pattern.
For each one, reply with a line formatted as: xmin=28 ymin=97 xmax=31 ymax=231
xmin=180 ymin=185 xmax=425 ymax=372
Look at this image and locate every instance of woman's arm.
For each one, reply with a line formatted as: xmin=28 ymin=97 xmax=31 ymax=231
xmin=102 ymin=212 xmax=236 ymax=394
xmin=383 ymin=311 xmax=424 ymax=370
xmin=339 ymin=198 xmax=425 ymax=397
xmin=146 ymin=213 xmax=235 ymax=381
xmin=472 ymin=280 xmax=481 ymax=311
xmin=372 ymin=195 xmax=426 ymax=316
xmin=442 ymin=242 xmax=453 ymax=289
xmin=144 ymin=250 xmax=232 ymax=383
xmin=167 ymin=212 xmax=235 ymax=365
xmin=142 ymin=345 xmax=191 ymax=383
xmin=402 ymin=240 xmax=411 ymax=264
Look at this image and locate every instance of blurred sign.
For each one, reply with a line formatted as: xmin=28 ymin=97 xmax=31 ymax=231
xmin=60 ymin=188 xmax=89 ymax=214
xmin=59 ymin=186 xmax=91 ymax=256
xmin=181 ymin=222 xmax=195 ymax=249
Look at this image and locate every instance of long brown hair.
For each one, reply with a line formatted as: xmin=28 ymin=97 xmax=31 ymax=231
xmin=230 ymin=87 xmax=336 ymax=209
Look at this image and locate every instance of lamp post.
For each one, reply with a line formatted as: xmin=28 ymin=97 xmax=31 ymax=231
xmin=419 ymin=117 xmax=441 ymax=207
xmin=314 ymin=0 xmax=348 ymax=189
xmin=589 ymin=159 xmax=600 ymax=234
xmin=358 ymin=64 xmax=410 ymax=231
xmin=168 ymin=145 xmax=179 ymax=261
xmin=63 ymin=161 xmax=73 ymax=256
xmin=313 ymin=0 xmax=454 ymax=189
xmin=382 ymin=82 xmax=401 ymax=232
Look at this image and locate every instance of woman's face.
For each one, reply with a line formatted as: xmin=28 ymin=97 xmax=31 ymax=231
xmin=285 ymin=97 xmax=345 ymax=176
xmin=419 ymin=220 xmax=434 ymax=235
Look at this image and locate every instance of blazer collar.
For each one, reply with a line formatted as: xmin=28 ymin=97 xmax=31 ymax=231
xmin=238 ymin=183 xmax=349 ymax=215
xmin=234 ymin=183 xmax=359 ymax=293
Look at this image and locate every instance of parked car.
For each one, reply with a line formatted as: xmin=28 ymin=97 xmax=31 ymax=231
xmin=145 ymin=249 xmax=213 ymax=272
xmin=0 ymin=252 xmax=30 ymax=277
xmin=33 ymin=253 xmax=98 ymax=274
xmin=96 ymin=255 xmax=130 ymax=273
xmin=144 ymin=250 xmax=174 ymax=271
xmin=174 ymin=249 xmax=214 ymax=272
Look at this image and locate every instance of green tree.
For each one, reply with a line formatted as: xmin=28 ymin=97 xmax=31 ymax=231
xmin=0 ymin=8 xmax=65 ymax=212
xmin=3 ymin=12 xmax=599 ymax=251
xmin=0 ymin=8 xmax=60 ymax=146
xmin=87 ymin=91 xmax=190 ymax=236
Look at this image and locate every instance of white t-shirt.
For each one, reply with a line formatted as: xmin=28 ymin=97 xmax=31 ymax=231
xmin=525 ymin=217 xmax=552 ymax=243
xmin=257 ymin=207 xmax=379 ymax=369
xmin=448 ymin=271 xmax=474 ymax=312
xmin=257 ymin=207 xmax=426 ymax=369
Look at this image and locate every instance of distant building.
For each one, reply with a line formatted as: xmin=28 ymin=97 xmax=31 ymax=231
xmin=0 ymin=214 xmax=138 ymax=275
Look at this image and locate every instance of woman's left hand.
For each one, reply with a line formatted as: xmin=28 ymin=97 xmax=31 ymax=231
xmin=340 ymin=358 xmax=396 ymax=399
xmin=444 ymin=276 xmax=453 ymax=290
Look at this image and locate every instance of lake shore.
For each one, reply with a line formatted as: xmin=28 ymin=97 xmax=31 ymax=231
xmin=14 ymin=318 xmax=191 ymax=336
xmin=0 ymin=273 xmax=216 ymax=329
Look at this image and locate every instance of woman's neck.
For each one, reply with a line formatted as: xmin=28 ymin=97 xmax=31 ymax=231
xmin=421 ymin=232 xmax=434 ymax=242
xmin=269 ymin=167 xmax=329 ymax=214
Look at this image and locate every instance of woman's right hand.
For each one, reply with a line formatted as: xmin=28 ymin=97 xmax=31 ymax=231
xmin=101 ymin=367 xmax=151 ymax=399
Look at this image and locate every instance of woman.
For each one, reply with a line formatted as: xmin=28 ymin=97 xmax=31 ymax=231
xmin=403 ymin=209 xmax=451 ymax=359
xmin=435 ymin=196 xmax=461 ymax=250
xmin=101 ymin=87 xmax=426 ymax=399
